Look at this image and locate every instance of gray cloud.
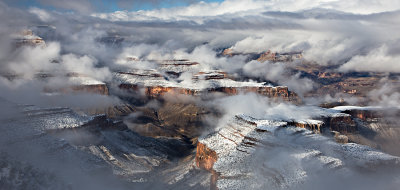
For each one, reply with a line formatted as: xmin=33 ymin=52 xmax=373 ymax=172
xmin=36 ymin=0 xmax=94 ymax=14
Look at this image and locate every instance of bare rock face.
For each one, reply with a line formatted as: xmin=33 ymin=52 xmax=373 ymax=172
xmin=196 ymin=142 xmax=219 ymax=190
xmin=322 ymin=114 xmax=357 ymax=134
xmin=257 ymin=50 xmax=303 ymax=62
xmin=221 ymin=48 xmax=303 ymax=63
xmin=196 ymin=143 xmax=218 ymax=171
xmin=13 ymin=29 xmax=46 ymax=48
xmin=288 ymin=120 xmax=324 ymax=133
xmin=317 ymin=72 xmax=343 ymax=79
xmin=221 ymin=48 xmax=234 ymax=56
xmin=256 ymin=50 xmax=276 ymax=62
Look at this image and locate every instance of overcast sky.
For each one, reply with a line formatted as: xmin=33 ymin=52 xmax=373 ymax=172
xmin=1 ymin=0 xmax=224 ymax=13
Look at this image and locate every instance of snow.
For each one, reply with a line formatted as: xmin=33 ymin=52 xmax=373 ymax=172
xmin=68 ymin=76 xmax=105 ymax=85
xmin=20 ymin=106 xmax=94 ymax=130
xmin=332 ymin=106 xmax=381 ymax=111
xmin=114 ymin=71 xmax=272 ymax=90
xmin=295 ymin=119 xmax=324 ymax=125
xmin=200 ymin=114 xmax=400 ymax=190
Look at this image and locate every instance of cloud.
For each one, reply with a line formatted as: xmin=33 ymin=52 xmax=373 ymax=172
xmin=367 ymin=78 xmax=400 ymax=108
xmin=29 ymin=7 xmax=53 ymax=22
xmin=93 ymin=0 xmax=400 ymax=22
xmin=339 ymin=45 xmax=400 ymax=73
xmin=4 ymin=42 xmax=61 ymax=79
xmin=208 ymin=93 xmax=327 ymax=131
xmin=61 ymin=54 xmax=111 ymax=81
xmin=36 ymin=0 xmax=94 ymax=14
xmin=243 ymin=60 xmax=315 ymax=95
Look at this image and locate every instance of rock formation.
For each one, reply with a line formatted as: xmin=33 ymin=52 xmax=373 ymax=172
xmin=196 ymin=115 xmax=400 ymax=190
xmin=12 ymin=29 xmax=46 ymax=48
xmin=114 ymin=69 xmax=301 ymax=103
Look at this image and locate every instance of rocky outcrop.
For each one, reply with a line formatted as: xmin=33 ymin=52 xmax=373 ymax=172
xmin=256 ymin=50 xmax=276 ymax=62
xmin=115 ymin=71 xmax=300 ymax=102
xmin=221 ymin=49 xmax=302 ymax=62
xmin=257 ymin=50 xmax=303 ymax=62
xmin=13 ymin=29 xmax=46 ymax=48
xmin=288 ymin=120 xmax=324 ymax=133
xmin=317 ymin=72 xmax=342 ymax=79
xmin=197 ymin=115 xmax=400 ymax=190
xmin=321 ymin=114 xmax=357 ymax=134
xmin=196 ymin=143 xmax=218 ymax=171
xmin=209 ymin=86 xmax=300 ymax=102
xmin=344 ymin=109 xmax=382 ymax=121
xmin=196 ymin=142 xmax=219 ymax=190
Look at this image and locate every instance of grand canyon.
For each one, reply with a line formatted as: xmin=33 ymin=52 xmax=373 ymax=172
xmin=1 ymin=1 xmax=400 ymax=190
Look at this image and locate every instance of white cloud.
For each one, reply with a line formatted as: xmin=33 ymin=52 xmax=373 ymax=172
xmin=29 ymin=7 xmax=53 ymax=22
xmin=339 ymin=45 xmax=400 ymax=73
xmin=92 ymin=0 xmax=400 ymax=22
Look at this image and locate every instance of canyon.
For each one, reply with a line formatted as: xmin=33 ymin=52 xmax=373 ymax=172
xmin=1 ymin=30 xmax=400 ymax=190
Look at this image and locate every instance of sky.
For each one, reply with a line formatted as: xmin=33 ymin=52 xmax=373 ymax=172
xmin=2 ymin=0 xmax=224 ymax=12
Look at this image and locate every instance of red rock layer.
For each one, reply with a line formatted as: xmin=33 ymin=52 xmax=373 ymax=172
xmin=119 ymin=85 xmax=300 ymax=102
xmin=196 ymin=142 xmax=219 ymax=190
xmin=288 ymin=121 xmax=323 ymax=133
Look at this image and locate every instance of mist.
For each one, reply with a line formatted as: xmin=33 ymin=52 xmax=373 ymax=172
xmin=1 ymin=0 xmax=400 ymax=189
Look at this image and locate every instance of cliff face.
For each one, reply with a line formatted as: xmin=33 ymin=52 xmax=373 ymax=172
xmin=209 ymin=86 xmax=299 ymax=102
xmin=13 ymin=30 xmax=46 ymax=48
xmin=114 ymin=59 xmax=302 ymax=102
xmin=196 ymin=143 xmax=218 ymax=171
xmin=221 ymin=49 xmax=303 ymax=63
xmin=196 ymin=142 xmax=219 ymax=190
xmin=345 ymin=109 xmax=382 ymax=120
xmin=116 ymin=71 xmax=300 ymax=102
xmin=322 ymin=114 xmax=357 ymax=134
xmin=256 ymin=50 xmax=276 ymax=62
xmin=119 ymin=84 xmax=300 ymax=103
xmin=288 ymin=120 xmax=324 ymax=133
xmin=71 ymin=84 xmax=109 ymax=95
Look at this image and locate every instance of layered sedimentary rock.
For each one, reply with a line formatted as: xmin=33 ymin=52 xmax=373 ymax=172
xmin=196 ymin=115 xmax=400 ymax=190
xmin=114 ymin=70 xmax=300 ymax=103
xmin=196 ymin=143 xmax=218 ymax=171
xmin=221 ymin=48 xmax=303 ymax=62
xmin=288 ymin=120 xmax=324 ymax=133
xmin=257 ymin=50 xmax=303 ymax=62
xmin=332 ymin=106 xmax=400 ymax=156
xmin=12 ymin=29 xmax=46 ymax=48
xmin=320 ymin=113 xmax=357 ymax=134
